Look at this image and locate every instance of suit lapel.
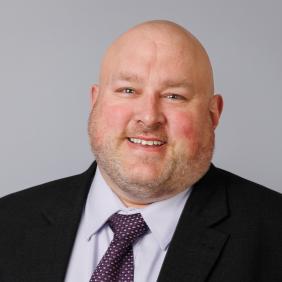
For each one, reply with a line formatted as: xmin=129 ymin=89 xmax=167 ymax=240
xmin=20 ymin=163 xmax=97 ymax=282
xmin=14 ymin=162 xmax=227 ymax=282
xmin=157 ymin=165 xmax=230 ymax=282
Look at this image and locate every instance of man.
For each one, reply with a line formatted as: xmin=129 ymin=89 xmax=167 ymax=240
xmin=0 ymin=20 xmax=281 ymax=282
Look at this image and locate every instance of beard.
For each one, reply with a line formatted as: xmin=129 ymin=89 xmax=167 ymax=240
xmin=88 ymin=108 xmax=214 ymax=204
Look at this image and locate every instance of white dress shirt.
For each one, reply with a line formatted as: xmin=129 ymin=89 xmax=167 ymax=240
xmin=65 ymin=167 xmax=192 ymax=282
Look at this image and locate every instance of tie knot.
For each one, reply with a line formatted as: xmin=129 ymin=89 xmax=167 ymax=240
xmin=108 ymin=213 xmax=148 ymax=243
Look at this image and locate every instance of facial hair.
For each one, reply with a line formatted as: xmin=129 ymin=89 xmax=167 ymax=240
xmin=88 ymin=107 xmax=214 ymax=203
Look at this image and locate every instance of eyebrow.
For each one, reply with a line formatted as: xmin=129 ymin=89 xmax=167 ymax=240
xmin=111 ymin=72 xmax=194 ymax=90
xmin=162 ymin=80 xmax=193 ymax=89
xmin=111 ymin=72 xmax=143 ymax=83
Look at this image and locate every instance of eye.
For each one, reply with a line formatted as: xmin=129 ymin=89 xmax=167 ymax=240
xmin=115 ymin=87 xmax=137 ymax=98
xmin=166 ymin=94 xmax=185 ymax=100
xmin=121 ymin=88 xmax=135 ymax=95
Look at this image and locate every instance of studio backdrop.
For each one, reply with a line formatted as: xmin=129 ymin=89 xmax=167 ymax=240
xmin=0 ymin=0 xmax=281 ymax=196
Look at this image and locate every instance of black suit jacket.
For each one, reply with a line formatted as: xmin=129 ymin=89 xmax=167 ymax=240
xmin=0 ymin=163 xmax=281 ymax=282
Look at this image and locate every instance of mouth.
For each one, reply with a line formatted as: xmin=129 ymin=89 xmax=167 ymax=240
xmin=127 ymin=137 xmax=166 ymax=147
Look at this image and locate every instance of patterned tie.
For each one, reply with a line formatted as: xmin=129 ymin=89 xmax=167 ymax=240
xmin=89 ymin=213 xmax=148 ymax=282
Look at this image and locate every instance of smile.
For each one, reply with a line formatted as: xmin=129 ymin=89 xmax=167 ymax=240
xmin=128 ymin=138 xmax=165 ymax=146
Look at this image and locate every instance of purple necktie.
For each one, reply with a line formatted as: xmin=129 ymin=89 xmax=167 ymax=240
xmin=89 ymin=213 xmax=148 ymax=282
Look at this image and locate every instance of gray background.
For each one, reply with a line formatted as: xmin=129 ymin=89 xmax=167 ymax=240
xmin=0 ymin=0 xmax=281 ymax=197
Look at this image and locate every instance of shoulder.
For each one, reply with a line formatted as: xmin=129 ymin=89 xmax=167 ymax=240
xmin=217 ymin=166 xmax=281 ymax=203
xmin=0 ymin=163 xmax=97 ymax=223
xmin=215 ymin=166 xmax=282 ymax=224
xmin=0 ymin=174 xmax=77 ymax=207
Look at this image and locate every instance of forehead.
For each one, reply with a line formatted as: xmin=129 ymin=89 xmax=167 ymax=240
xmin=103 ymin=36 xmax=195 ymax=85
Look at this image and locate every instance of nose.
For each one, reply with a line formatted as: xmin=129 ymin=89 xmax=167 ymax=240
xmin=134 ymin=93 xmax=166 ymax=129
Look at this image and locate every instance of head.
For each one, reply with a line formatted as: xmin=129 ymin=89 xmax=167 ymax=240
xmin=88 ymin=20 xmax=223 ymax=207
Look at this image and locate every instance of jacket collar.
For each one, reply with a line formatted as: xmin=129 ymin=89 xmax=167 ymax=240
xmin=20 ymin=163 xmax=229 ymax=282
xmin=157 ymin=164 xmax=230 ymax=282
xmin=20 ymin=162 xmax=97 ymax=282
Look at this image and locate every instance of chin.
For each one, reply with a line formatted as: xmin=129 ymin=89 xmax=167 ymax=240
xmin=124 ymin=165 xmax=162 ymax=184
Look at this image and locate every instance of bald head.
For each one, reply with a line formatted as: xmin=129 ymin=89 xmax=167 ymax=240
xmin=99 ymin=20 xmax=214 ymax=97
xmin=89 ymin=20 xmax=223 ymax=206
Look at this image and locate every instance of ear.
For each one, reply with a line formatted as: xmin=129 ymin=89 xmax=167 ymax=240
xmin=209 ymin=94 xmax=224 ymax=129
xmin=90 ymin=84 xmax=99 ymax=108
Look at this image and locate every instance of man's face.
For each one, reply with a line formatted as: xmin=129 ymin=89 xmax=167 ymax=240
xmin=88 ymin=30 xmax=222 ymax=205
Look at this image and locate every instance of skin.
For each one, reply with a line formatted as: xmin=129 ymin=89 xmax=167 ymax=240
xmin=88 ymin=20 xmax=223 ymax=208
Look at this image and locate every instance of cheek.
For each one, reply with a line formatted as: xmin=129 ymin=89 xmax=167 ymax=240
xmin=89 ymin=103 xmax=132 ymax=147
xmin=99 ymin=103 xmax=132 ymax=129
xmin=168 ymin=111 xmax=208 ymax=155
xmin=169 ymin=111 xmax=197 ymax=139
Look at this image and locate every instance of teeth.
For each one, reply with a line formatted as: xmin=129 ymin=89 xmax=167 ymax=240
xmin=129 ymin=138 xmax=164 ymax=146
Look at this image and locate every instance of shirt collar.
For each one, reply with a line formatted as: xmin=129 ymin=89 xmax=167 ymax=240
xmin=141 ymin=187 xmax=192 ymax=250
xmin=84 ymin=166 xmax=192 ymax=250
xmin=84 ymin=167 xmax=125 ymax=240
